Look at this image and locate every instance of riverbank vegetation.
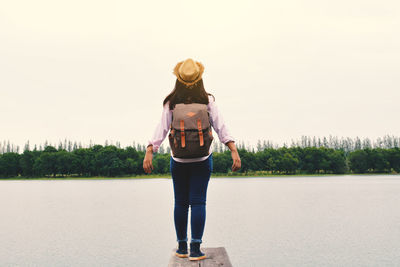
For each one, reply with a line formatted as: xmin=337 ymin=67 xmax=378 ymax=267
xmin=0 ymin=135 xmax=399 ymax=178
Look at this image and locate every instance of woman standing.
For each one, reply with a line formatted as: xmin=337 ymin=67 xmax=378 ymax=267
xmin=143 ymin=58 xmax=241 ymax=261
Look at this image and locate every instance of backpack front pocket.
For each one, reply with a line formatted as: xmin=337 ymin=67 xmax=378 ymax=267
xmin=169 ymin=128 xmax=213 ymax=158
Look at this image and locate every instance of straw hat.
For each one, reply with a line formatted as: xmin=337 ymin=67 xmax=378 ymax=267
xmin=173 ymin=58 xmax=204 ymax=87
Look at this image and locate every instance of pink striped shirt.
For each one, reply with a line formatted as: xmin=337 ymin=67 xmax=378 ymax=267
xmin=148 ymin=95 xmax=235 ymax=163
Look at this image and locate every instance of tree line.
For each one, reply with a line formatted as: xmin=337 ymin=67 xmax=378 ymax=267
xmin=2 ymin=134 xmax=400 ymax=154
xmin=0 ymin=136 xmax=399 ymax=178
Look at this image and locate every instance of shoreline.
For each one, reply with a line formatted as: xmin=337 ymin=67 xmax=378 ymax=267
xmin=1 ymin=172 xmax=398 ymax=180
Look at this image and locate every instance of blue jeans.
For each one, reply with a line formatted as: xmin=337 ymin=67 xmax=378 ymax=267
xmin=170 ymin=153 xmax=213 ymax=244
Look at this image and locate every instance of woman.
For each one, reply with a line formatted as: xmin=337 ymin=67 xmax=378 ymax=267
xmin=143 ymin=58 xmax=241 ymax=261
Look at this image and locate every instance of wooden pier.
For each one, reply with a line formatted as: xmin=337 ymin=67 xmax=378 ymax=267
xmin=168 ymin=247 xmax=232 ymax=267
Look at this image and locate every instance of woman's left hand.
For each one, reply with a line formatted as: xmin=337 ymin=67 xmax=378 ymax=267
xmin=143 ymin=146 xmax=154 ymax=174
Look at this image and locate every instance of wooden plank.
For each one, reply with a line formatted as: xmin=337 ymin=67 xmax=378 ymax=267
xmin=168 ymin=247 xmax=232 ymax=267
xmin=200 ymin=247 xmax=232 ymax=267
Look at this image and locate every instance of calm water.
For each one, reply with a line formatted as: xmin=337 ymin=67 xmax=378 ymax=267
xmin=1 ymin=175 xmax=400 ymax=267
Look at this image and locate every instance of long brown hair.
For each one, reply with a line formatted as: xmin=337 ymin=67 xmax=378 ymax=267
xmin=163 ymin=79 xmax=215 ymax=110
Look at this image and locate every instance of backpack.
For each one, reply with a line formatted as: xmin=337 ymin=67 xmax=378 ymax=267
xmin=168 ymin=103 xmax=214 ymax=158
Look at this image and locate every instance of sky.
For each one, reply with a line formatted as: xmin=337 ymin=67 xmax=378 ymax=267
xmin=1 ymin=0 xmax=399 ymax=150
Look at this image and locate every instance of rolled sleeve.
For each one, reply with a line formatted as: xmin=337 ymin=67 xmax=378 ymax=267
xmin=148 ymin=103 xmax=172 ymax=153
xmin=207 ymin=97 xmax=235 ymax=145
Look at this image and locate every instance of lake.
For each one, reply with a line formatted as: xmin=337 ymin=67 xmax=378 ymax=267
xmin=1 ymin=175 xmax=399 ymax=266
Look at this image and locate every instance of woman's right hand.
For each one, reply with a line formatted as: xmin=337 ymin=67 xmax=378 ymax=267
xmin=143 ymin=145 xmax=154 ymax=174
xmin=231 ymin=150 xmax=241 ymax=172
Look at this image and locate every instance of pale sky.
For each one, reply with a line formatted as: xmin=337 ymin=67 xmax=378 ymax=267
xmin=1 ymin=0 xmax=399 ymax=150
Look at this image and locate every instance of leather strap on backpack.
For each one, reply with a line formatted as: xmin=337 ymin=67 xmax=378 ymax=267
xmin=197 ymin=119 xmax=204 ymax=146
xmin=180 ymin=120 xmax=185 ymax=148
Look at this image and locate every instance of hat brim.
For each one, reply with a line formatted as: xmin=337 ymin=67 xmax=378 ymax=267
xmin=173 ymin=60 xmax=204 ymax=87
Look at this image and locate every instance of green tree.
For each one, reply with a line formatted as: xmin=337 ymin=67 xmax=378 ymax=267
xmin=153 ymin=153 xmax=170 ymax=174
xmin=95 ymin=146 xmax=124 ymax=177
xmin=72 ymin=148 xmax=93 ymax=176
xmin=19 ymin=150 xmax=38 ymax=177
xmin=56 ymin=150 xmax=77 ymax=177
xmin=349 ymin=150 xmax=369 ymax=173
xmin=367 ymin=148 xmax=390 ymax=173
xmin=327 ymin=149 xmax=347 ymax=174
xmin=213 ymin=151 xmax=231 ymax=173
xmin=123 ymin=146 xmax=141 ymax=175
xmin=387 ymin=148 xmax=400 ymax=173
xmin=301 ymin=147 xmax=329 ymax=174
xmin=237 ymin=148 xmax=257 ymax=174
xmin=33 ymin=151 xmax=58 ymax=177
xmin=0 ymin=152 xmax=21 ymax=177
xmin=279 ymin=152 xmax=299 ymax=174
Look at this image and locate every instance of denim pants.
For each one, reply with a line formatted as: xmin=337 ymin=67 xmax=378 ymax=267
xmin=170 ymin=153 xmax=213 ymax=244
